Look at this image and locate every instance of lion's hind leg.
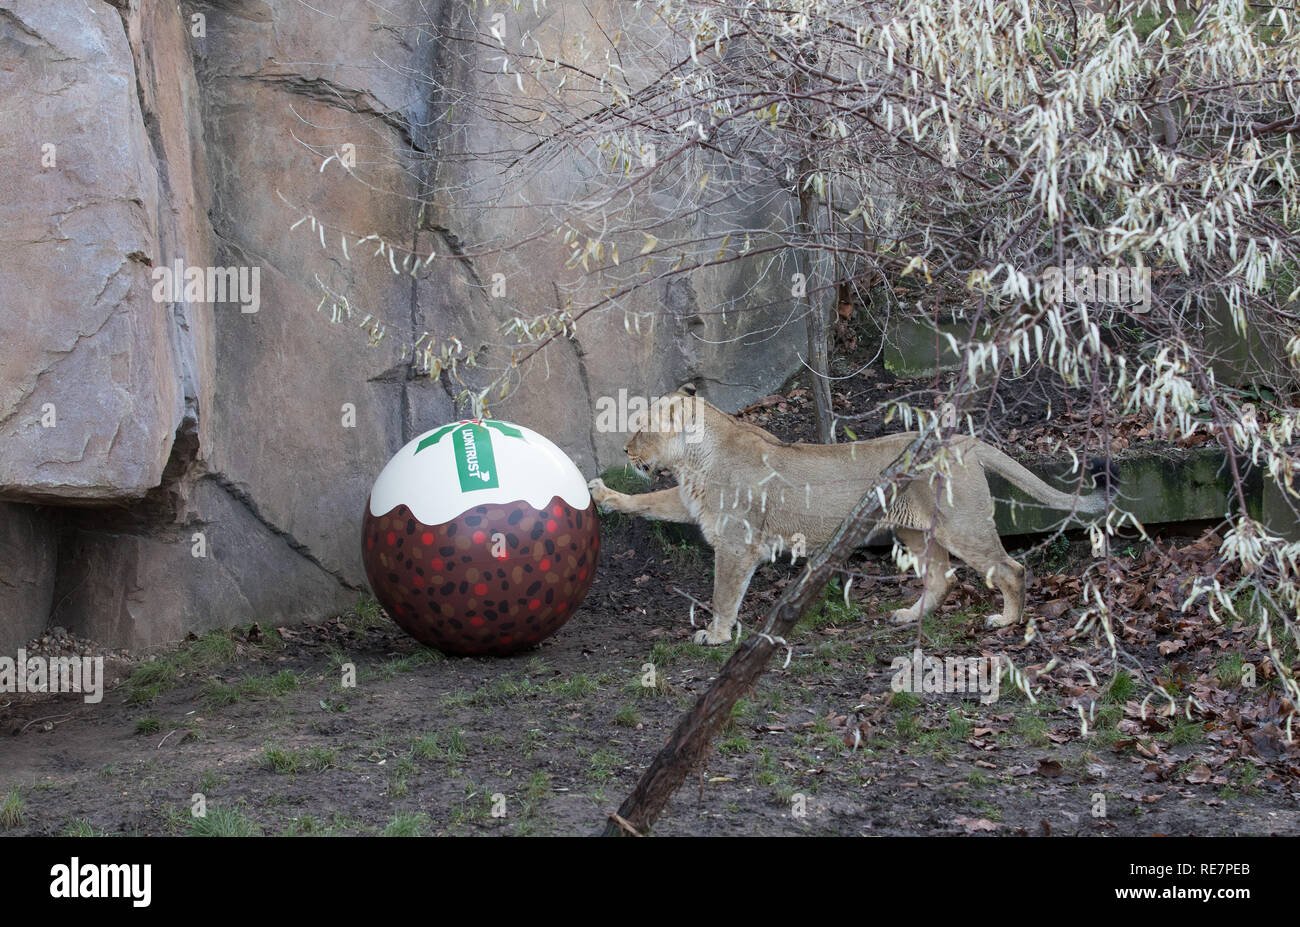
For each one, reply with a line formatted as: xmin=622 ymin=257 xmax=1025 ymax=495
xmin=889 ymin=527 xmax=954 ymax=625
xmin=938 ymin=525 xmax=1026 ymax=629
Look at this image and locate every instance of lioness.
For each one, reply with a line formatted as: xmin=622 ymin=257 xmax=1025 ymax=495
xmin=588 ymin=387 xmax=1107 ymax=645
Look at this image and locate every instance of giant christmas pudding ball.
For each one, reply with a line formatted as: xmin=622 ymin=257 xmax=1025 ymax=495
xmin=362 ymin=420 xmax=599 ymax=656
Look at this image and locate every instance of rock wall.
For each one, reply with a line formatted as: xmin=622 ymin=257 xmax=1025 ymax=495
xmin=0 ymin=0 xmax=802 ymax=650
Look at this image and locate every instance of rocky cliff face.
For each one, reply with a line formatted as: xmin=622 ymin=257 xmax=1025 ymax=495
xmin=0 ymin=0 xmax=800 ymax=650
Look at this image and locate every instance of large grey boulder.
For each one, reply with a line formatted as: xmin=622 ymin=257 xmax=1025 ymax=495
xmin=0 ymin=1 xmax=183 ymax=503
xmin=0 ymin=0 xmax=804 ymax=651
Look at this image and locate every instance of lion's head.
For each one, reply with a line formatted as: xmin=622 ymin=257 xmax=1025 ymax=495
xmin=624 ymin=386 xmax=700 ymax=474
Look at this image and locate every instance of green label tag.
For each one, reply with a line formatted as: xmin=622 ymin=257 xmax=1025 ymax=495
xmin=452 ymin=424 xmax=499 ymax=492
xmin=416 ymin=419 xmax=525 ymax=456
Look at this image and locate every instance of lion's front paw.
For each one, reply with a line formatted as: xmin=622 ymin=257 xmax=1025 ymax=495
xmin=693 ymin=624 xmax=733 ymax=646
xmin=984 ymin=613 xmax=1018 ymax=629
xmin=587 ymin=477 xmax=616 ymax=510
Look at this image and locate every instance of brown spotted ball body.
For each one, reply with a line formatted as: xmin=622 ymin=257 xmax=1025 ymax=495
xmin=362 ymin=496 xmax=599 ymax=656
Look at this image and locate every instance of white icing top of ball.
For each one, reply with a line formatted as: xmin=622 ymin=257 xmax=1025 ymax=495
xmin=368 ymin=420 xmax=592 ymax=525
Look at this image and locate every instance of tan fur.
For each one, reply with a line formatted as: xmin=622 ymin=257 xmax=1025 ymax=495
xmin=589 ymin=391 xmax=1105 ymax=644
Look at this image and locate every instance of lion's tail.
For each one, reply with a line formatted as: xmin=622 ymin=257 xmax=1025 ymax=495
xmin=975 ymin=444 xmax=1109 ymax=516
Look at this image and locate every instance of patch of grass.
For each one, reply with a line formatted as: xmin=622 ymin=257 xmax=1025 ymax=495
xmin=411 ymin=732 xmax=442 ymax=761
xmin=382 ymin=812 xmax=432 ymax=837
xmin=190 ymin=806 xmax=261 ymax=837
xmin=797 ymin=577 xmax=862 ymax=634
xmin=947 ymin=707 xmax=973 ymax=741
xmin=890 ymin=690 xmax=920 ymax=711
xmin=1214 ymin=654 xmax=1248 ymax=688
xmin=546 ymin=673 xmax=602 ymax=698
xmin=449 ymin=787 xmax=495 ymax=827
xmin=1221 ymin=761 xmax=1262 ymax=799
xmin=468 ymin=673 xmax=541 ymax=706
xmin=279 ymin=814 xmax=329 ymax=836
xmin=343 ymin=595 xmax=389 ymax=632
xmin=920 ymin=609 xmax=972 ymax=649
xmin=895 ymin=712 xmax=920 ymax=742
xmin=202 ymin=669 xmax=299 ymax=707
xmin=599 ymin=464 xmax=651 ymax=495
xmin=0 ymin=789 xmax=25 ymax=830
xmin=369 ymin=647 xmax=444 ymax=681
xmin=729 ymin=697 xmax=757 ymax=726
xmin=1092 ymin=703 xmax=1123 ymax=738
xmin=911 ymin=727 xmax=954 ymax=758
xmin=717 ymin=732 xmax=752 ymax=755
xmin=123 ymin=630 xmax=245 ymax=704
xmin=527 ymin=770 xmax=552 ymax=801
xmin=1160 ymin=719 xmax=1206 ymax=747
xmin=646 ymin=638 xmax=729 ymax=671
xmin=124 ymin=661 xmax=179 ymax=705
xmin=445 ymin=729 xmax=469 ymax=759
xmin=134 ymin=717 xmax=163 ymax=735
xmin=63 ymin=818 xmax=106 ymax=837
xmin=262 ymin=745 xmax=337 ymax=774
xmin=613 ymin=702 xmax=641 ymax=727
xmin=586 ymin=747 xmax=623 ymax=784
xmin=520 ymin=729 xmax=544 ymax=760
xmin=1105 ymin=669 xmax=1136 ymax=703
xmin=649 ymin=522 xmax=707 ymax=570
xmin=1014 ymin=714 xmax=1049 ymax=746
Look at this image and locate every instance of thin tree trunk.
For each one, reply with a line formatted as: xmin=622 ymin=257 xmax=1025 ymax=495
xmin=598 ymin=435 xmax=933 ymax=836
xmin=799 ymin=168 xmax=835 ymax=445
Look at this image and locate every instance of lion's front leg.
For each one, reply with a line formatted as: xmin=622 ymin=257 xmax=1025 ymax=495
xmin=694 ymin=548 xmax=761 ymax=645
xmin=588 ymin=478 xmax=692 ymax=522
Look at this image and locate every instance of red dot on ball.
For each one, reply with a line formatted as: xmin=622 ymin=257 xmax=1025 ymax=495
xmin=421 ymin=532 xmax=434 ymax=545
xmin=474 ymin=583 xmax=488 ymax=596
xmin=539 ymin=558 xmax=551 ymax=571
xmin=430 ymin=557 xmax=444 ymax=572
xmin=470 ymin=616 xmax=485 ymax=627
xmin=546 ymin=519 xmax=557 ymax=533
xmin=472 ymin=530 xmax=487 ymax=545
xmin=528 ymin=599 xmax=540 ymax=610
xmin=412 ymin=576 xmax=425 ymax=589
xmin=552 ymin=504 xmax=563 ymax=517
xmin=386 ymin=532 xmax=396 ymax=546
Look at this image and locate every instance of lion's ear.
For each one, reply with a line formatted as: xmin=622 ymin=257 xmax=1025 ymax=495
xmin=674 ymin=382 xmax=698 ymax=397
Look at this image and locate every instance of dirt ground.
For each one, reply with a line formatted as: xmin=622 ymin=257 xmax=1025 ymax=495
xmin=2 ymin=361 xmax=1297 ymax=836
xmin=2 ymin=507 xmax=1297 ymax=837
